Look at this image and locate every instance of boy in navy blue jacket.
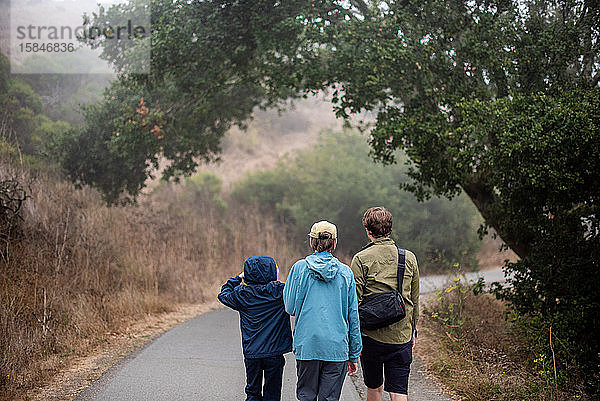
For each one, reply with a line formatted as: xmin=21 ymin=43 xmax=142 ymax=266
xmin=218 ymin=255 xmax=293 ymax=401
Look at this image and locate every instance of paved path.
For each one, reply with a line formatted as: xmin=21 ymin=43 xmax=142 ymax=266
xmin=420 ymin=268 xmax=508 ymax=294
xmin=76 ymin=269 xmax=505 ymax=401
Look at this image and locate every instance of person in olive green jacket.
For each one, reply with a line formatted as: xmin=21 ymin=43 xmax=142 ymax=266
xmin=350 ymin=206 xmax=419 ymax=401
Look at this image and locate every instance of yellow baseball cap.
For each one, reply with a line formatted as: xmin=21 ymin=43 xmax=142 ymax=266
xmin=309 ymin=220 xmax=337 ymax=240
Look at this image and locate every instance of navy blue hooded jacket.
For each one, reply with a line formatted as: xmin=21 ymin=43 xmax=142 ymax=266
xmin=218 ymin=255 xmax=292 ymax=359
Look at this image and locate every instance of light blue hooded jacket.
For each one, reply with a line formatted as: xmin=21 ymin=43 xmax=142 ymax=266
xmin=283 ymin=252 xmax=362 ymax=362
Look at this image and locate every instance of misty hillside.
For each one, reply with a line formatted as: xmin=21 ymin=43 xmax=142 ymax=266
xmin=202 ymin=95 xmax=344 ymax=188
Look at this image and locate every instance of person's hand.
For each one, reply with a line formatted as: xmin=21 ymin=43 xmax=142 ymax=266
xmin=347 ymin=361 xmax=358 ymax=376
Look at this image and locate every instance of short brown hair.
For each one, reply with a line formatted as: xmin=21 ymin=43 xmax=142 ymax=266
xmin=309 ymin=232 xmax=336 ymax=252
xmin=362 ymin=207 xmax=393 ymax=238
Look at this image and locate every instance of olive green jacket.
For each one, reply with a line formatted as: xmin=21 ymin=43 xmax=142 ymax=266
xmin=350 ymin=237 xmax=419 ymax=344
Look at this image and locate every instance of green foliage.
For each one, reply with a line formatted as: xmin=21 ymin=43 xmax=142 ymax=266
xmin=455 ymin=90 xmax=599 ymax=253
xmin=497 ymin=229 xmax=600 ymax=393
xmin=0 ymin=52 xmax=72 ymax=157
xmin=2 ymin=79 xmax=42 ymax=154
xmin=470 ymin=90 xmax=600 ymax=394
xmin=0 ymin=53 xmax=8 ymax=94
xmin=0 ymin=141 xmax=18 ymax=160
xmin=298 ymin=1 xmax=599 ymax=257
xmin=55 ymin=82 xmax=167 ymax=204
xmin=512 ymin=312 xmax=580 ymax=393
xmin=232 ymin=129 xmax=481 ymax=272
xmin=17 ymin=54 xmax=111 ymax=125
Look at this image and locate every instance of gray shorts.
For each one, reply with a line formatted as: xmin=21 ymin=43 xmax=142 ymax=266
xmin=296 ymin=359 xmax=347 ymax=401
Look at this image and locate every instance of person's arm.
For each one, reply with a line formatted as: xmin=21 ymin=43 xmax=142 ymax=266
xmin=347 ymin=274 xmax=363 ymax=364
xmin=409 ymin=252 xmax=420 ymax=344
xmin=283 ymin=262 xmax=299 ymax=316
xmin=350 ymin=255 xmax=366 ymax=305
xmin=217 ymin=274 xmax=243 ymax=311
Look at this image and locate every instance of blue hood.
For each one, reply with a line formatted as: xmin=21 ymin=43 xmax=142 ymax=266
xmin=244 ymin=255 xmax=277 ymax=284
xmin=305 ymin=252 xmax=339 ymax=282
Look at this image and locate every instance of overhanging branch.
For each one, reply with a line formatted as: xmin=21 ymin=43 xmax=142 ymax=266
xmin=349 ymin=0 xmax=369 ymax=16
xmin=592 ymin=72 xmax=600 ymax=88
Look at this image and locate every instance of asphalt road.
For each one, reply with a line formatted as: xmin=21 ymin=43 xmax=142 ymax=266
xmin=420 ymin=268 xmax=508 ymax=294
xmin=76 ymin=268 xmax=505 ymax=401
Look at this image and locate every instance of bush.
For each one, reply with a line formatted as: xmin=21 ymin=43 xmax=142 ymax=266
xmin=495 ymin=229 xmax=600 ymax=395
xmin=181 ymin=172 xmax=227 ymax=212
xmin=232 ymin=129 xmax=482 ymax=272
xmin=479 ymin=90 xmax=600 ymax=395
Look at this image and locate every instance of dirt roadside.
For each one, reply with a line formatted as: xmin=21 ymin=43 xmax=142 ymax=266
xmin=27 ymin=302 xmax=221 ymax=401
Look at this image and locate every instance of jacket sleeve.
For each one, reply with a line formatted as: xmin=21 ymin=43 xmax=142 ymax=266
xmin=408 ymin=252 xmax=420 ymax=336
xmin=283 ymin=262 xmax=300 ymax=316
xmin=347 ymin=274 xmax=363 ymax=362
xmin=217 ymin=276 xmax=243 ymax=311
xmin=350 ymin=255 xmax=366 ymax=305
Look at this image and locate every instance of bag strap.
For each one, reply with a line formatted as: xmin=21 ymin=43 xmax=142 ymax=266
xmin=397 ymin=247 xmax=406 ymax=294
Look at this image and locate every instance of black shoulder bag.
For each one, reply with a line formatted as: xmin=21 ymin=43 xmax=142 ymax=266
xmin=358 ymin=247 xmax=406 ymax=331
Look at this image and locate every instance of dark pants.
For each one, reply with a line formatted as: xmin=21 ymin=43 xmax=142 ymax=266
xmin=244 ymin=355 xmax=286 ymax=401
xmin=296 ymin=360 xmax=347 ymax=401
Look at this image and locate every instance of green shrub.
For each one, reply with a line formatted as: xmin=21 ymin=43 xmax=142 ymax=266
xmin=181 ymin=172 xmax=227 ymax=212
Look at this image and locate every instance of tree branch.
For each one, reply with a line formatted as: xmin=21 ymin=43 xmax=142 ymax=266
xmin=462 ymin=181 xmax=529 ymax=259
xmin=349 ymin=0 xmax=370 ymax=17
xmin=592 ymin=72 xmax=600 ymax=88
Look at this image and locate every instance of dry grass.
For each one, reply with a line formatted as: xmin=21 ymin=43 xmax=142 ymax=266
xmin=418 ymin=293 xmax=591 ymax=401
xmin=0 ymin=162 xmax=300 ymax=400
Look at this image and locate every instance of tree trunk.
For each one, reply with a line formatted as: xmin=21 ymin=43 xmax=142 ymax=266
xmin=462 ymin=181 xmax=530 ymax=260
